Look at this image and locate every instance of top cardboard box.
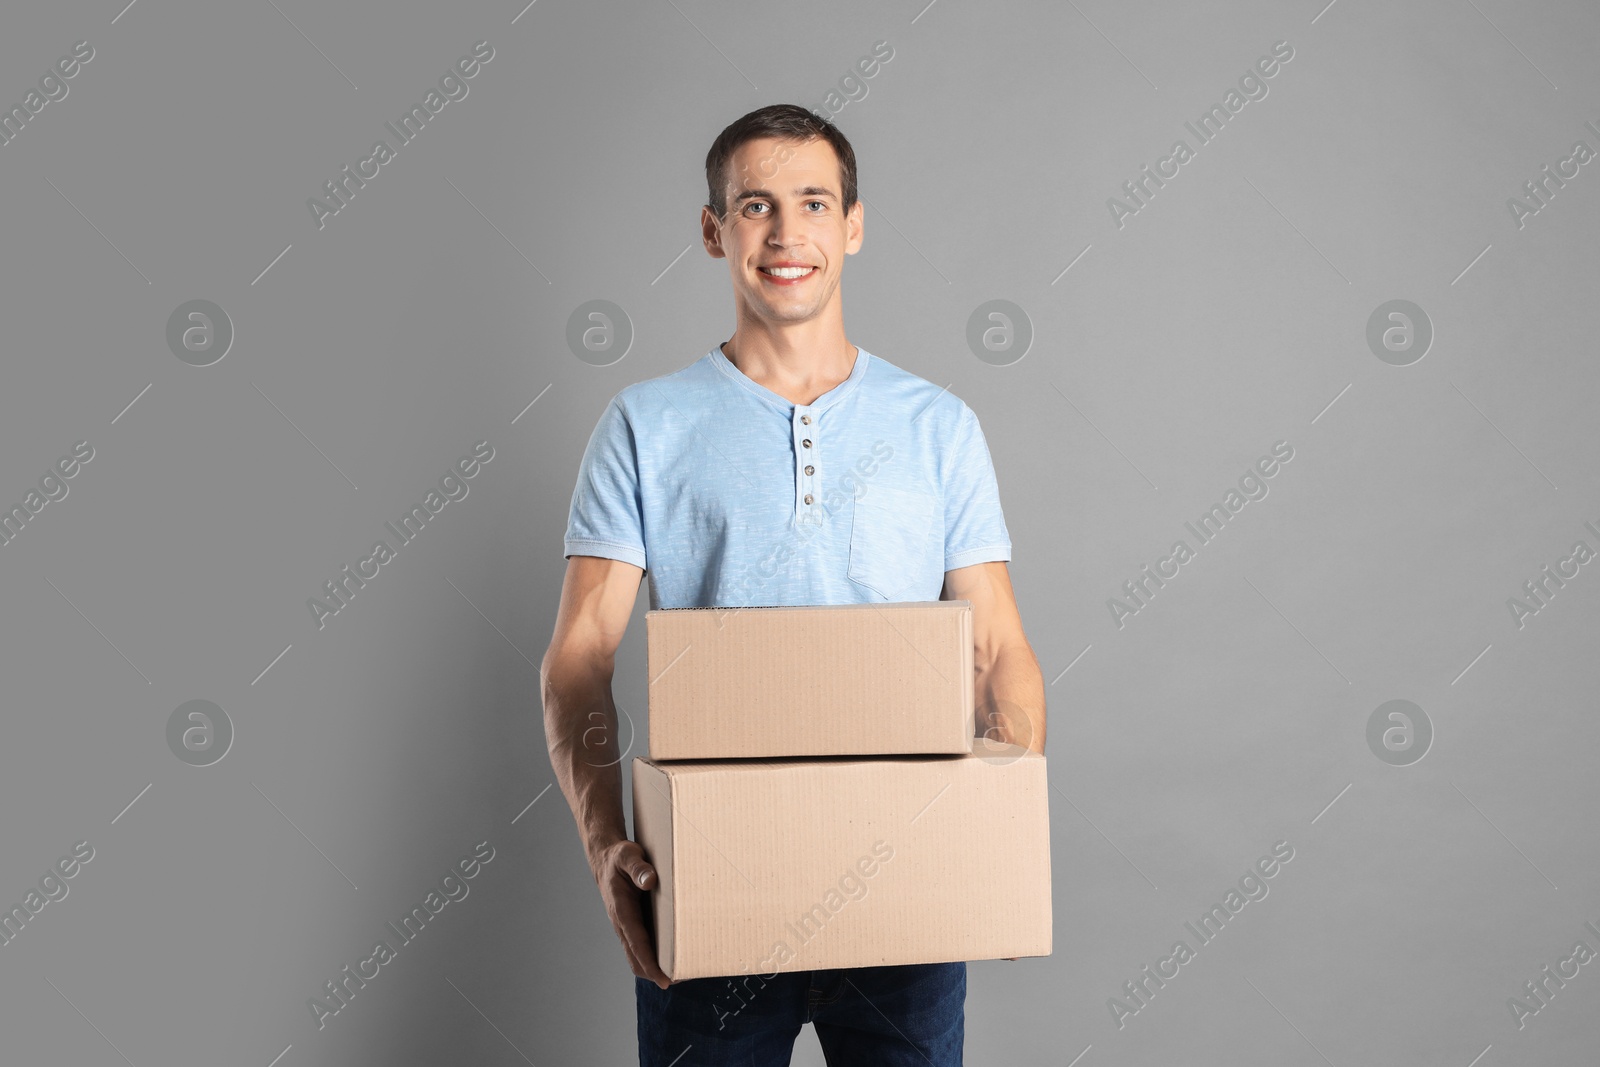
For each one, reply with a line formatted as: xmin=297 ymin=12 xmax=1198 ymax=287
xmin=645 ymin=601 xmax=974 ymax=759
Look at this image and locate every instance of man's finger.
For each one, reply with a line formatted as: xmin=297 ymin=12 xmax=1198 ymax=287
xmin=617 ymin=908 xmax=670 ymax=988
xmin=618 ymin=924 xmax=659 ymax=986
xmin=624 ymin=941 xmax=669 ymax=989
xmin=620 ymin=852 xmax=657 ymax=890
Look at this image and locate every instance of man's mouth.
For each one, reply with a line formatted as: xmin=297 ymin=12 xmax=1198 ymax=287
xmin=758 ymin=265 xmax=817 ymax=283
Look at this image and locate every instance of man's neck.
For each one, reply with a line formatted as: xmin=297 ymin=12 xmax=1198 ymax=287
xmin=720 ymin=337 xmax=858 ymax=407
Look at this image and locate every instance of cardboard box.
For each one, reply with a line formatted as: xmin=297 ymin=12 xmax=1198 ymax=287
xmin=631 ymin=738 xmax=1051 ymax=980
xmin=645 ymin=601 xmax=975 ymax=759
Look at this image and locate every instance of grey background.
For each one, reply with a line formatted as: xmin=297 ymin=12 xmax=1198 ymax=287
xmin=1 ymin=0 xmax=1596 ymax=1063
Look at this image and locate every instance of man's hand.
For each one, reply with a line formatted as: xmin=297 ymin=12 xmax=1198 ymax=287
xmin=592 ymin=838 xmax=671 ymax=989
xmin=978 ymin=697 xmax=1039 ymax=753
xmin=543 ymin=556 xmax=672 ymax=988
xmin=940 ymin=562 xmax=1046 ymax=756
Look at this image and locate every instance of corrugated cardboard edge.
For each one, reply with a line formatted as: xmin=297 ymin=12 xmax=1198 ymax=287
xmin=1022 ymin=750 xmax=1054 ymax=958
xmin=646 ymin=601 xmax=971 ymax=616
xmin=630 ymin=758 xmax=677 ymax=979
xmin=959 ymin=603 xmax=974 ymax=734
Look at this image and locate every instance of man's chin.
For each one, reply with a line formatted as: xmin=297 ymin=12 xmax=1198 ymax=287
xmin=753 ymin=303 xmax=821 ymax=324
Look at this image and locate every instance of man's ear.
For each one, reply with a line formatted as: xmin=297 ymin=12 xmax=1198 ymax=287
xmin=701 ymin=206 xmax=727 ymax=258
xmin=845 ymin=199 xmax=865 ymax=255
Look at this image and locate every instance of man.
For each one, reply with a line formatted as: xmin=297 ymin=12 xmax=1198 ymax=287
xmin=541 ymin=103 xmax=1046 ymax=1065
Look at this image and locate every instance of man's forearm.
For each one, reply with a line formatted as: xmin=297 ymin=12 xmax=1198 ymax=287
xmin=542 ymin=661 xmax=630 ymax=869
xmin=976 ymin=641 xmax=1047 ymax=754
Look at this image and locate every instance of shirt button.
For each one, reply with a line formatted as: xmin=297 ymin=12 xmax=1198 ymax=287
xmin=804 ymin=494 xmax=814 ymax=504
xmin=804 ymin=465 xmax=814 ymax=475
xmin=802 ymin=439 xmax=812 ymax=449
xmin=801 ymin=415 xmax=812 ymax=424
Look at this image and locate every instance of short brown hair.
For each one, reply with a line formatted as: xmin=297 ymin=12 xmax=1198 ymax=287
xmin=704 ymin=104 xmax=858 ymax=221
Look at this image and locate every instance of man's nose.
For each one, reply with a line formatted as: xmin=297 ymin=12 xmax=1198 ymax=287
xmin=768 ymin=209 xmax=808 ymax=247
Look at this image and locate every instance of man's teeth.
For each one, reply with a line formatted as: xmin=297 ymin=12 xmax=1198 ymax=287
xmin=762 ymin=266 xmax=813 ymax=278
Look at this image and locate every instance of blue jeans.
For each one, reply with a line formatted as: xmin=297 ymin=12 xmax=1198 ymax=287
xmin=636 ymin=962 xmax=965 ymax=1066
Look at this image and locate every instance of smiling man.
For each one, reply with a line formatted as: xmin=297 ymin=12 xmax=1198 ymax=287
xmin=541 ymin=103 xmax=1046 ymax=1066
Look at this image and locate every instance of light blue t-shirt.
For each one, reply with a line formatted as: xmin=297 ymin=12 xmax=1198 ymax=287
xmin=563 ymin=345 xmax=1011 ymax=611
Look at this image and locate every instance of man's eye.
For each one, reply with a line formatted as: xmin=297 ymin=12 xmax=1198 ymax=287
xmin=743 ymin=201 xmax=827 ymax=215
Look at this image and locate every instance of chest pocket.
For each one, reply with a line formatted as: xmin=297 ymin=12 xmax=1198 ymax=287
xmin=847 ymin=485 xmax=938 ymax=601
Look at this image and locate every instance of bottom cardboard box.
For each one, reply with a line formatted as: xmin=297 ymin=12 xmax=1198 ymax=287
xmin=631 ymin=738 xmax=1051 ymax=981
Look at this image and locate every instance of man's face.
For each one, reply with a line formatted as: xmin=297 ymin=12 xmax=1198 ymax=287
xmin=702 ymin=135 xmax=864 ymax=327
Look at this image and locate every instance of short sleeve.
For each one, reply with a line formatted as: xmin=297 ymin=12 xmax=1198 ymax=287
xmin=563 ymin=397 xmax=647 ymax=570
xmin=943 ymin=403 xmax=1011 ymax=571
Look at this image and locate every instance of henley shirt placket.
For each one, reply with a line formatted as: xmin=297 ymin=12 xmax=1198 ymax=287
xmin=794 ymin=406 xmax=822 ymax=525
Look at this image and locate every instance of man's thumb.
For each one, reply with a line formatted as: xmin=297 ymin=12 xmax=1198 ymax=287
xmin=623 ymin=854 xmax=656 ymax=889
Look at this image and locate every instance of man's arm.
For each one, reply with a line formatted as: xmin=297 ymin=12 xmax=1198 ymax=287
xmin=541 ymin=554 xmax=670 ymax=988
xmin=941 ymin=560 xmax=1046 ymax=754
